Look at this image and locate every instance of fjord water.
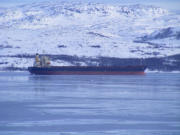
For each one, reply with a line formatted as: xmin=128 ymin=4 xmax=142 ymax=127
xmin=0 ymin=72 xmax=180 ymax=135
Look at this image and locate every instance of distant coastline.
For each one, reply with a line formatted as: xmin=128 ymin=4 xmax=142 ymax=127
xmin=0 ymin=54 xmax=180 ymax=71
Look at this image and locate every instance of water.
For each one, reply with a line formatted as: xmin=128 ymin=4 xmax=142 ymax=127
xmin=0 ymin=72 xmax=180 ymax=135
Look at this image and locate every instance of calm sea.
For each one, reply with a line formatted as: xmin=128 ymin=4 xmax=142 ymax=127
xmin=0 ymin=72 xmax=180 ymax=135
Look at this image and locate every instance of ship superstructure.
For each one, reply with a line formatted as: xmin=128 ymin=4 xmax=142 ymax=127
xmin=33 ymin=53 xmax=51 ymax=67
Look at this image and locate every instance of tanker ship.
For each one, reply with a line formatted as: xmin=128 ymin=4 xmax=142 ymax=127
xmin=28 ymin=54 xmax=146 ymax=75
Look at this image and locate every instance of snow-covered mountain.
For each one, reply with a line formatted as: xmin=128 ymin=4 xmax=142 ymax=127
xmin=0 ymin=1 xmax=180 ymax=70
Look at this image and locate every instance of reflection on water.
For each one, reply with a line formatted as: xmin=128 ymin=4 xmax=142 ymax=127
xmin=0 ymin=72 xmax=180 ymax=135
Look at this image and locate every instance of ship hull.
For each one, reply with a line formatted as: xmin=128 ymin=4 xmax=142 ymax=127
xmin=28 ymin=66 xmax=146 ymax=75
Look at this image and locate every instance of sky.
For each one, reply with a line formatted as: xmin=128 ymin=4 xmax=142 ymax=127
xmin=0 ymin=0 xmax=180 ymax=11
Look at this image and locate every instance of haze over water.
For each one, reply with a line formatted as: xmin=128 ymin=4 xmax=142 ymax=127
xmin=0 ymin=72 xmax=180 ymax=135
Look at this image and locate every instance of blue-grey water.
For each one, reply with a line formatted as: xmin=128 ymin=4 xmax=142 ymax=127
xmin=0 ymin=72 xmax=180 ymax=135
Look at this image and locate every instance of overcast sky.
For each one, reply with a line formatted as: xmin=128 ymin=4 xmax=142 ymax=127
xmin=0 ymin=0 xmax=180 ymax=11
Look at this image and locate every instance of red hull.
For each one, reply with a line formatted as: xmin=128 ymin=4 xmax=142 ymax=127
xmin=30 ymin=71 xmax=145 ymax=75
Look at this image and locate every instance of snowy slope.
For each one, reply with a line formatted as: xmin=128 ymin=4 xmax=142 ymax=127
xmin=0 ymin=1 xmax=180 ymax=69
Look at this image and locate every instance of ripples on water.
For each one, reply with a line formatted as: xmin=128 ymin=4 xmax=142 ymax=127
xmin=0 ymin=72 xmax=180 ymax=135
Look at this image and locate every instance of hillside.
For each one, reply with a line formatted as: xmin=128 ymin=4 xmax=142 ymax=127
xmin=0 ymin=1 xmax=180 ymax=71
